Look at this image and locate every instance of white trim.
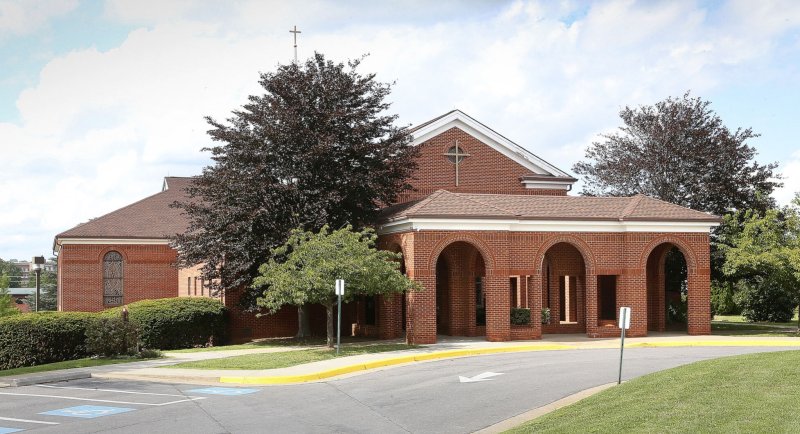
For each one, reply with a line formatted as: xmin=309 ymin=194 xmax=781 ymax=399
xmin=54 ymin=238 xmax=170 ymax=253
xmin=521 ymin=180 xmax=572 ymax=190
xmin=378 ymin=217 xmax=718 ymax=235
xmin=411 ymin=111 xmax=573 ymax=180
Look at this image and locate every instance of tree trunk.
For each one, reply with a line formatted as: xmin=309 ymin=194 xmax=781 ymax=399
xmin=295 ymin=304 xmax=311 ymax=338
xmin=326 ymin=302 xmax=335 ymax=348
xmin=796 ymin=303 xmax=799 ymax=332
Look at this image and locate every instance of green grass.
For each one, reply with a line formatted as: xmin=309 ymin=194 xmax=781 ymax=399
xmin=507 ymin=350 xmax=800 ymax=433
xmin=711 ymin=321 xmax=800 ymax=337
xmin=166 ymin=343 xmax=418 ymax=370
xmin=168 ymin=337 xmax=328 ymax=353
xmin=0 ymin=357 xmax=156 ymax=378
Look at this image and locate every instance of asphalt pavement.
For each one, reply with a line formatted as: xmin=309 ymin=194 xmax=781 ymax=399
xmin=0 ymin=346 xmax=794 ymax=434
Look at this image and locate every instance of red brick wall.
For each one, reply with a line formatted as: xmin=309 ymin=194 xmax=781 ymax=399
xmin=378 ymin=230 xmax=711 ymax=344
xmin=398 ymin=127 xmax=567 ymax=202
xmin=58 ymin=244 xmax=179 ymax=312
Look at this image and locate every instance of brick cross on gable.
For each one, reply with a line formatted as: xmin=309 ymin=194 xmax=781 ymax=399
xmin=443 ymin=140 xmax=470 ymax=186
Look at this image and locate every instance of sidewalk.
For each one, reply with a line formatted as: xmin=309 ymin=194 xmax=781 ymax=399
xmin=4 ymin=333 xmax=800 ymax=387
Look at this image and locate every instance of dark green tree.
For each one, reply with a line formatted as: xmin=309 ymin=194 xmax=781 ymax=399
xmin=173 ymin=53 xmax=418 ymax=336
xmin=253 ymin=226 xmax=418 ymax=347
xmin=573 ymin=92 xmax=780 ymax=216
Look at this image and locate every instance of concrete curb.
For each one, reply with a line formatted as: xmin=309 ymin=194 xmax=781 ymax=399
xmin=218 ymin=340 xmax=800 ymax=385
xmin=0 ymin=370 xmax=92 ymax=388
xmin=473 ymin=382 xmax=617 ymax=433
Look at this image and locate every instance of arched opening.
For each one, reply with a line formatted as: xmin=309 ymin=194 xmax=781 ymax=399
xmin=434 ymin=241 xmax=486 ymax=337
xmin=646 ymin=244 xmax=689 ymax=333
xmin=540 ymin=242 xmax=587 ymax=334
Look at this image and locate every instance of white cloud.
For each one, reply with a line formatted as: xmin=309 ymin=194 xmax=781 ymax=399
xmin=775 ymin=151 xmax=800 ymax=206
xmin=0 ymin=0 xmax=78 ymax=38
xmin=2 ymin=0 xmax=800 ymax=258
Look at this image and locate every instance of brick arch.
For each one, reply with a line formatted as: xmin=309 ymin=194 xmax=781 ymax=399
xmin=533 ymin=235 xmax=596 ymax=275
xmin=96 ymin=246 xmax=130 ymax=262
xmin=638 ymin=236 xmax=698 ymax=274
xmin=427 ymin=234 xmax=496 ymax=274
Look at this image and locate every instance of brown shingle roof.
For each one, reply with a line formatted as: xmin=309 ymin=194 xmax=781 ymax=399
xmin=55 ymin=177 xmax=193 ymax=240
xmin=380 ymin=191 xmax=721 ymax=223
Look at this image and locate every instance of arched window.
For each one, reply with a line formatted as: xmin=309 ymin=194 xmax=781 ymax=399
xmin=103 ymin=251 xmax=123 ymax=306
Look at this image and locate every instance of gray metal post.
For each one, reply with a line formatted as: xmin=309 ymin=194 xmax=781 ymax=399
xmin=336 ymin=293 xmax=342 ymax=356
xmin=618 ymin=316 xmax=626 ymax=384
xmin=34 ymin=268 xmax=41 ymax=312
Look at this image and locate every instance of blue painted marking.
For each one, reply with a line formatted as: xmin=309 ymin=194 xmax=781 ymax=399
xmin=187 ymin=387 xmax=259 ymax=396
xmin=40 ymin=405 xmax=134 ymax=419
xmin=0 ymin=428 xmax=23 ymax=434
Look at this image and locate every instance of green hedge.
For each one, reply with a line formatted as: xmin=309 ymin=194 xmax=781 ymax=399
xmin=510 ymin=308 xmax=531 ymax=325
xmin=0 ymin=312 xmax=94 ymax=370
xmin=101 ymin=298 xmax=227 ymax=350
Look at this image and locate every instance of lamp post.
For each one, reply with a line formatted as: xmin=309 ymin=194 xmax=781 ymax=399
xmin=32 ymin=256 xmax=45 ymax=312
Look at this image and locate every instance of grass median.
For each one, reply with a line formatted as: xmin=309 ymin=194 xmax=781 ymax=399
xmin=165 ymin=343 xmax=418 ymax=370
xmin=0 ymin=356 xmax=158 ymax=378
xmin=507 ymin=349 xmax=800 ymax=433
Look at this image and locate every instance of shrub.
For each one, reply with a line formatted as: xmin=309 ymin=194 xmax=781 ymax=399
xmin=101 ymin=298 xmax=227 ymax=350
xmin=736 ymin=277 xmax=795 ymax=323
xmin=541 ymin=307 xmax=551 ymax=324
xmin=86 ymin=316 xmax=139 ymax=357
xmin=711 ymin=281 xmax=740 ymax=315
xmin=0 ymin=312 xmax=94 ymax=370
xmin=510 ymin=308 xmax=531 ymax=325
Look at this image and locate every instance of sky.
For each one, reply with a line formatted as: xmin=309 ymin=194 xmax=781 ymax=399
xmin=1 ymin=0 xmax=799 ymax=260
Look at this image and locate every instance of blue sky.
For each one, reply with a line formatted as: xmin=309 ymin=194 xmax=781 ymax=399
xmin=1 ymin=0 xmax=799 ymax=260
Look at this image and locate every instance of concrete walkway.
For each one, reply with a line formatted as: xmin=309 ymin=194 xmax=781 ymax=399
xmin=4 ymin=333 xmax=799 ymax=387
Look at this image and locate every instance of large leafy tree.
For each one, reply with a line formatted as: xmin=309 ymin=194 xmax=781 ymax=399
xmin=253 ymin=226 xmax=418 ymax=347
xmin=0 ymin=259 xmax=22 ymax=288
xmin=173 ymin=53 xmax=417 ymax=335
xmin=23 ymin=266 xmax=57 ymax=311
xmin=0 ymin=274 xmax=20 ymax=318
xmin=721 ymin=198 xmax=800 ymax=327
xmin=573 ymin=92 xmax=780 ymax=216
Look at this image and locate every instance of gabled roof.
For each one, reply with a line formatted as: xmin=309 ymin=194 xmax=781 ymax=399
xmin=54 ymin=177 xmax=193 ymax=243
xmin=381 ymin=191 xmax=721 ymax=223
xmin=409 ymin=110 xmax=574 ymax=182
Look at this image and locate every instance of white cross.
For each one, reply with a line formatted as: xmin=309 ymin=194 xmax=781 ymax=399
xmin=290 ymin=25 xmax=301 ymax=63
xmin=443 ymin=140 xmax=470 ymax=186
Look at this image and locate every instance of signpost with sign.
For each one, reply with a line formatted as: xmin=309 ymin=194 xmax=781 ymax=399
xmin=335 ymin=279 xmax=345 ymax=355
xmin=618 ymin=306 xmax=631 ymax=384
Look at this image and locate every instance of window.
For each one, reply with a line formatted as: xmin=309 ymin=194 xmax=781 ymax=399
xmin=103 ymin=251 xmax=123 ymax=306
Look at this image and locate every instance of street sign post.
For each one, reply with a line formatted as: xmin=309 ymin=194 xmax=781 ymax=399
xmin=335 ymin=279 xmax=345 ymax=355
xmin=618 ymin=306 xmax=631 ymax=384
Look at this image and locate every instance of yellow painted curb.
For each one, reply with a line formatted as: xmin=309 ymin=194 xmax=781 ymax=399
xmin=218 ymin=340 xmax=800 ymax=385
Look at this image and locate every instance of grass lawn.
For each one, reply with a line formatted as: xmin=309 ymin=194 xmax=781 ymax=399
xmin=712 ymin=312 xmax=800 ymax=337
xmin=507 ymin=350 xmax=800 ymax=433
xmin=168 ymin=337 xmax=329 ymax=353
xmin=0 ymin=357 xmax=157 ymax=377
xmin=166 ymin=343 xmax=418 ymax=370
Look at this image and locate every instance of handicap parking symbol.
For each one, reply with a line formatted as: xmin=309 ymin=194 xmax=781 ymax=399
xmin=187 ymin=387 xmax=259 ymax=396
xmin=40 ymin=405 xmax=134 ymax=419
xmin=0 ymin=428 xmax=23 ymax=434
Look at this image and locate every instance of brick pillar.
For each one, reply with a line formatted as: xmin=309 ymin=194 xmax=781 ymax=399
xmin=485 ymin=274 xmax=510 ymax=342
xmin=585 ymin=273 xmax=598 ymax=338
xmin=529 ymin=274 xmax=542 ymax=339
xmin=687 ymin=271 xmax=711 ymax=335
xmin=407 ymin=275 xmax=436 ymax=344
xmin=378 ymin=293 xmax=402 ymax=339
xmin=624 ymin=271 xmax=648 ymax=337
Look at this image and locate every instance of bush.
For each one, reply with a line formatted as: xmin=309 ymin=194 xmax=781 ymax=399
xmin=0 ymin=312 xmax=94 ymax=370
xmin=541 ymin=307 xmax=551 ymax=325
xmin=736 ymin=277 xmax=795 ymax=323
xmin=510 ymin=308 xmax=531 ymax=325
xmin=86 ymin=316 xmax=139 ymax=357
xmin=101 ymin=298 xmax=227 ymax=350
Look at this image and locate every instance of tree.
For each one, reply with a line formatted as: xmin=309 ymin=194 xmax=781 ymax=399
xmin=0 ymin=259 xmax=22 ymax=288
xmin=253 ymin=226 xmax=418 ymax=347
xmin=573 ymin=92 xmax=780 ymax=216
xmin=0 ymin=275 xmax=20 ymax=318
xmin=721 ymin=199 xmax=800 ymax=327
xmin=173 ymin=53 xmax=418 ymax=336
xmin=23 ymin=268 xmax=57 ymax=311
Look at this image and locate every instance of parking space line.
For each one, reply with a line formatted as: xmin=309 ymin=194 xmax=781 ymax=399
xmin=0 ymin=416 xmax=59 ymax=425
xmin=36 ymin=385 xmax=201 ymax=399
xmin=0 ymin=392 xmax=204 ymax=406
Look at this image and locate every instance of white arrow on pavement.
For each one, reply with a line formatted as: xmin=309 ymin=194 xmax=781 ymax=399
xmin=458 ymin=372 xmax=504 ymax=383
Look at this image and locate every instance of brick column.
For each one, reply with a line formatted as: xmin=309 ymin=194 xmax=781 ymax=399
xmin=485 ymin=274 xmax=510 ymax=342
xmin=687 ymin=271 xmax=711 ymax=335
xmin=378 ymin=293 xmax=402 ymax=339
xmin=585 ymin=273 xmax=598 ymax=338
xmin=407 ymin=275 xmax=436 ymax=344
xmin=624 ymin=270 xmax=648 ymax=337
xmin=529 ymin=274 xmax=542 ymax=339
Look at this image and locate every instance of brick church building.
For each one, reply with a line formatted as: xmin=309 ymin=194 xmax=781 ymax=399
xmin=54 ymin=110 xmax=719 ymax=344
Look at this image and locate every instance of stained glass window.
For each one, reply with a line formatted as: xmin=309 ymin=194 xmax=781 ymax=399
xmin=103 ymin=251 xmax=123 ymax=306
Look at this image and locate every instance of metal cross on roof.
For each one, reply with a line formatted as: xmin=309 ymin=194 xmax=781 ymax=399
xmin=443 ymin=140 xmax=470 ymax=186
xmin=290 ymin=25 xmax=301 ymax=63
